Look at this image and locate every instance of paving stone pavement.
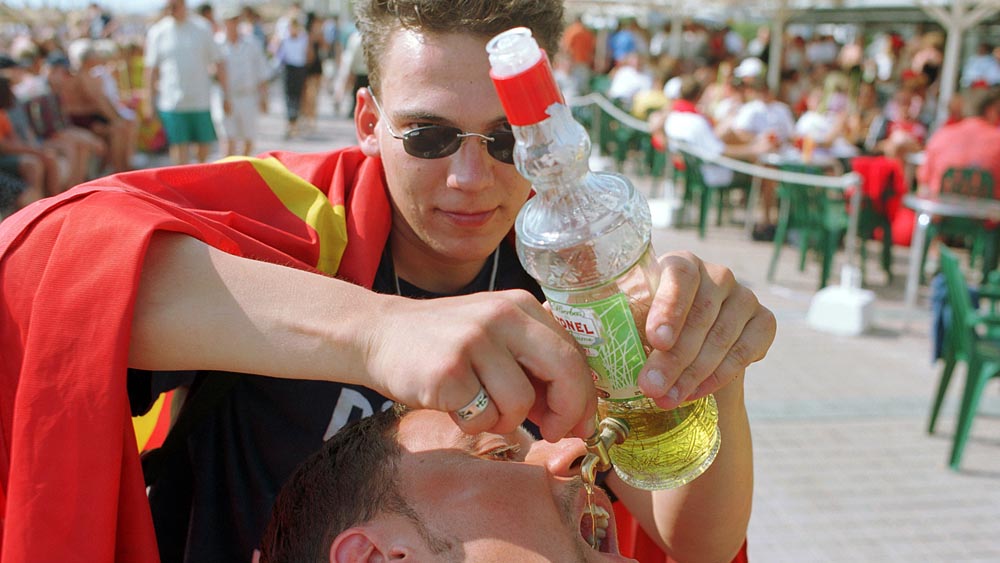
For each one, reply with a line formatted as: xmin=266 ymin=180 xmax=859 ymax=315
xmin=180 ymin=90 xmax=1000 ymax=562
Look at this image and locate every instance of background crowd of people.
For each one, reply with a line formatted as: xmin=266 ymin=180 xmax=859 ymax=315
xmin=551 ymin=15 xmax=1000 ymax=244
xmin=0 ymin=1 xmax=367 ymax=218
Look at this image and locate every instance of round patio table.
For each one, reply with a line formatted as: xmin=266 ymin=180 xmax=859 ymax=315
xmin=903 ymin=192 xmax=1000 ymax=307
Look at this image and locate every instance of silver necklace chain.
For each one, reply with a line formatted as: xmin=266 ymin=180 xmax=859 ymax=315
xmin=393 ymin=246 xmax=500 ymax=296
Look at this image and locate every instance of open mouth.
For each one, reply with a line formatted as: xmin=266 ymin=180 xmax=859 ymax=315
xmin=580 ymin=504 xmax=613 ymax=553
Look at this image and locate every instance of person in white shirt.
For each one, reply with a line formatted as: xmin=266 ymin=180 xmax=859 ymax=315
xmin=606 ymin=52 xmax=653 ymax=110
xmin=144 ymin=0 xmax=228 ymax=164
xmin=961 ymin=43 xmax=1000 ymax=87
xmin=729 ymin=76 xmax=796 ymax=233
xmin=794 ymin=86 xmax=859 ymax=161
xmin=212 ymin=6 xmax=269 ymax=156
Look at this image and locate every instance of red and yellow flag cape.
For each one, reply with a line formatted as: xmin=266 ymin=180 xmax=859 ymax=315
xmin=0 ymin=148 xmax=390 ymax=562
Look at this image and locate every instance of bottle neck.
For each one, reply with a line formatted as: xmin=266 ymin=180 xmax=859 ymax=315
xmin=510 ymin=104 xmax=592 ymax=192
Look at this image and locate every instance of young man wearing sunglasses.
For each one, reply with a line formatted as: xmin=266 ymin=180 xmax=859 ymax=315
xmin=0 ymin=1 xmax=774 ymax=562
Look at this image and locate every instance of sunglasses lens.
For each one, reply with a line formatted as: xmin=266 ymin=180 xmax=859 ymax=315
xmin=403 ymin=126 xmax=463 ymax=159
xmin=486 ymin=130 xmax=515 ymax=164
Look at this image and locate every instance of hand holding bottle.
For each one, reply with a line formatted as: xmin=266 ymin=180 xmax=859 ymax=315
xmin=364 ymin=290 xmax=599 ymax=442
xmin=635 ymin=251 xmax=775 ymax=411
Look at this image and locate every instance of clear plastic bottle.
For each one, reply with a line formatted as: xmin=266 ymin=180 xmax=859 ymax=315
xmin=487 ymin=28 xmax=720 ymax=490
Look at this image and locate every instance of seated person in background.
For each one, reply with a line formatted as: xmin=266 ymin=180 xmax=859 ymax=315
xmin=726 ymin=75 xmax=796 ymax=236
xmin=877 ymin=86 xmax=926 ymax=162
xmin=918 ymin=86 xmax=1000 ymax=197
xmin=961 ymin=42 xmax=1000 ymax=88
xmin=700 ymin=61 xmax=740 ymax=126
xmin=728 ymin=77 xmax=795 ymax=148
xmin=606 ymin=51 xmax=653 ymax=111
xmin=0 ymin=74 xmax=69 ymax=196
xmin=663 ymin=74 xmax=775 ymax=235
xmin=844 ymin=81 xmax=885 ymax=154
xmin=630 ymin=59 xmax=673 ymax=121
xmin=10 ymin=50 xmax=108 ymax=185
xmin=90 ymin=40 xmax=139 ymax=162
xmin=793 ymin=85 xmax=859 ymax=165
xmin=260 ymin=403 xmax=752 ymax=563
xmin=50 ymin=40 xmax=134 ymax=173
xmin=714 ymin=57 xmax=766 ymax=143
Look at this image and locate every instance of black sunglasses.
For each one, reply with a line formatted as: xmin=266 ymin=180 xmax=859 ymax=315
xmin=369 ymin=91 xmax=515 ymax=164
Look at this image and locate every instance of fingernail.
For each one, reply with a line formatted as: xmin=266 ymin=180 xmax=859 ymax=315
xmin=667 ymin=386 xmax=681 ymax=402
xmin=645 ymin=369 xmax=668 ymax=393
xmin=655 ymin=324 xmax=674 ymax=346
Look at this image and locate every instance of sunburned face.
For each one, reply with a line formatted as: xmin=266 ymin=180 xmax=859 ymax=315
xmin=355 ymin=30 xmax=533 ymax=292
xmin=393 ymin=410 xmax=637 ymax=562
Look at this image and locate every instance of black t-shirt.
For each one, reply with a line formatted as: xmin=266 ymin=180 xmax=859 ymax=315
xmin=133 ymin=241 xmax=544 ymax=563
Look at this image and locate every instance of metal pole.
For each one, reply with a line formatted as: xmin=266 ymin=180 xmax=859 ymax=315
xmin=767 ymin=6 xmax=786 ymax=94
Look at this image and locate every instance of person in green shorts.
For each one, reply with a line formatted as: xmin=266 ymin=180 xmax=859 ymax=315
xmin=144 ymin=0 xmax=230 ymax=164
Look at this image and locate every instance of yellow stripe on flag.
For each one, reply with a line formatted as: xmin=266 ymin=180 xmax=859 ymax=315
xmin=223 ymin=156 xmax=348 ymax=275
xmin=133 ymin=392 xmax=166 ymax=451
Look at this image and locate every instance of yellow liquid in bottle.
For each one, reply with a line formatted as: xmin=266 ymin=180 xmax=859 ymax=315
xmin=598 ymin=395 xmax=720 ymax=490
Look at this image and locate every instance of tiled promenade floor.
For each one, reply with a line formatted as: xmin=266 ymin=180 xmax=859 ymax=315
xmin=196 ymin=92 xmax=1000 ymax=562
xmin=636 ymin=188 xmax=1000 ymax=563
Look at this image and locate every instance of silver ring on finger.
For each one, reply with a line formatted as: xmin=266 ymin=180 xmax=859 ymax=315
xmin=454 ymin=386 xmax=490 ymax=421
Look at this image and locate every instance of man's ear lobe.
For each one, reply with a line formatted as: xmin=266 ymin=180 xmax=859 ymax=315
xmin=330 ymin=527 xmax=417 ymax=563
xmin=330 ymin=529 xmax=384 ymax=563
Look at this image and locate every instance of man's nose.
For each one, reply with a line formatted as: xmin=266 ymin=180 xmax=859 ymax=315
xmin=525 ymin=437 xmax=589 ymax=478
xmin=446 ymin=136 xmax=496 ymax=192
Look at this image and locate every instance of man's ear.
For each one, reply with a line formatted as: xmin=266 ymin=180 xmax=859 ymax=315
xmin=329 ymin=526 xmax=418 ymax=563
xmin=355 ymin=87 xmax=381 ymax=158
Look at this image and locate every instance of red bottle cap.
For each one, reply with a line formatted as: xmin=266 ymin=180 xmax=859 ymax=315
xmin=490 ymin=51 xmax=564 ymax=126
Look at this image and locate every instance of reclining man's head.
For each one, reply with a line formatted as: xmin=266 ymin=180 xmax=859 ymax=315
xmin=259 ymin=405 xmax=629 ymax=562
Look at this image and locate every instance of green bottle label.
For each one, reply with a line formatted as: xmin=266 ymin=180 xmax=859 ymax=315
xmin=546 ymin=292 xmax=646 ymax=400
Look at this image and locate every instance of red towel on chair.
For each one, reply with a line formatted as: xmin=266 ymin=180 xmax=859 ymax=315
xmin=851 ymin=155 xmax=913 ymax=246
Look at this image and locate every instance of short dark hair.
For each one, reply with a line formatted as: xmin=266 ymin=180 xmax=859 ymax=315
xmin=974 ymin=86 xmax=1000 ymax=117
xmin=258 ymin=405 xmax=454 ymax=562
xmin=679 ymin=74 xmax=705 ymax=102
xmin=354 ymin=0 xmax=565 ymax=95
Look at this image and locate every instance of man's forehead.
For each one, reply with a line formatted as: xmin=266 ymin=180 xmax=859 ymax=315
xmin=380 ymin=30 xmax=495 ymax=93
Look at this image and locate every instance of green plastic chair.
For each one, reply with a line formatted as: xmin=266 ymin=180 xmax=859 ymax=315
xmin=679 ymin=151 xmax=749 ymax=239
xmin=930 ymin=247 xmax=1000 ymax=470
xmin=920 ymin=167 xmax=996 ymax=284
xmin=766 ymin=163 xmax=849 ymax=289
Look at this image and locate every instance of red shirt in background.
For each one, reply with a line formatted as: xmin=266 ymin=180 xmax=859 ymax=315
xmin=918 ymin=116 xmax=1000 ymax=197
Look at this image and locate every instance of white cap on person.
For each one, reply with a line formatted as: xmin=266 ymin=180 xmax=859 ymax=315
xmin=217 ymin=4 xmax=242 ymax=21
xmin=734 ymin=57 xmax=764 ymax=79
